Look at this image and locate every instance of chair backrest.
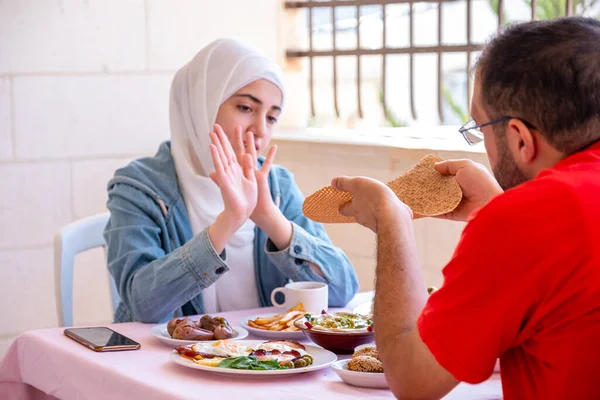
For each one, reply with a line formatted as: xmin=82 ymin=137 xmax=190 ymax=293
xmin=53 ymin=212 xmax=120 ymax=327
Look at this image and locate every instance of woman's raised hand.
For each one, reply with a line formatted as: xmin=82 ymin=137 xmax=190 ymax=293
xmin=208 ymin=124 xmax=258 ymax=229
xmin=231 ymin=127 xmax=278 ymax=226
xmin=230 ymin=126 xmax=293 ymax=251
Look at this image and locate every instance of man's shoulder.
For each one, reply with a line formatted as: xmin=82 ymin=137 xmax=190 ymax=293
xmin=472 ymin=174 xmax=582 ymax=228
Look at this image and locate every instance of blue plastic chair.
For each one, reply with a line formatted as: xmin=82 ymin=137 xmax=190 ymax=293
xmin=53 ymin=212 xmax=120 ymax=327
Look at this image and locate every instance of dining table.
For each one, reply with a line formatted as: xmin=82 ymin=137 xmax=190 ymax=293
xmin=0 ymin=291 xmax=502 ymax=399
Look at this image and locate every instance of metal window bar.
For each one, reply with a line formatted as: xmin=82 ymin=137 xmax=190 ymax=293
xmin=409 ymin=0 xmax=416 ymax=119
xmin=285 ymin=0 xmax=577 ymax=123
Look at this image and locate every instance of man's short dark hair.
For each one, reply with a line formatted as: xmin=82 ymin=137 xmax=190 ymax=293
xmin=476 ymin=17 xmax=600 ymax=155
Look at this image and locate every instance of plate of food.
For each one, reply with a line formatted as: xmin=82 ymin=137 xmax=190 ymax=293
xmin=151 ymin=315 xmax=249 ymax=347
xmin=171 ymin=339 xmax=337 ymax=376
xmin=241 ymin=303 xmax=306 ymax=340
xmin=331 ymin=344 xmax=389 ymax=389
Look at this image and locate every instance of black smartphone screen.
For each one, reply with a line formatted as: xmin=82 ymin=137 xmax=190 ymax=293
xmin=65 ymin=327 xmax=140 ymax=348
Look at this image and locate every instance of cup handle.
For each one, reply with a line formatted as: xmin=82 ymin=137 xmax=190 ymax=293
xmin=270 ymin=288 xmax=286 ymax=307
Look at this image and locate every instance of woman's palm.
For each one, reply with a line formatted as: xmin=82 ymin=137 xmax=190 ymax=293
xmin=209 ymin=126 xmax=257 ymax=222
xmin=219 ymin=157 xmax=257 ymax=218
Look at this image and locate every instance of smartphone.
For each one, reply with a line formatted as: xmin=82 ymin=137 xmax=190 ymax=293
xmin=64 ymin=327 xmax=141 ymax=352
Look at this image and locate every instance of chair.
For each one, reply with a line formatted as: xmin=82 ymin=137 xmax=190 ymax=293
xmin=54 ymin=212 xmax=120 ymax=327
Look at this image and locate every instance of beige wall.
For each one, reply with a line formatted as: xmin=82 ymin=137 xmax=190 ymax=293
xmin=0 ymin=0 xmax=490 ymax=359
xmin=0 ymin=0 xmax=281 ymax=357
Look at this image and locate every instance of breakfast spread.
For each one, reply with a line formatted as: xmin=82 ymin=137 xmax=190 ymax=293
xmin=348 ymin=345 xmax=384 ymax=373
xmin=246 ymin=303 xmax=305 ymax=332
xmin=176 ymin=339 xmax=314 ymax=370
xmin=167 ymin=315 xmax=234 ymax=341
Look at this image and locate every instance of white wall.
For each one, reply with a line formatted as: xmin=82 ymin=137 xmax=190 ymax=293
xmin=0 ymin=0 xmax=281 ymax=357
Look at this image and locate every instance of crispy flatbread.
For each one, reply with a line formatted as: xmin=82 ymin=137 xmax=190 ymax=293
xmin=302 ymin=186 xmax=355 ymax=224
xmin=302 ymin=154 xmax=462 ymax=223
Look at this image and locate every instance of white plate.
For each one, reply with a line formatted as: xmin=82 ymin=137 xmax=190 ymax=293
xmin=352 ymin=302 xmax=373 ymax=316
xmin=151 ymin=324 xmax=249 ymax=347
xmin=170 ymin=340 xmax=337 ymax=376
xmin=240 ymin=313 xmax=306 ymax=340
xmin=331 ymin=359 xmax=389 ymax=389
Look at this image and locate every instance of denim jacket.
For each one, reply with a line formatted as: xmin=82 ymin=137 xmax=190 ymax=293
xmin=104 ymin=142 xmax=359 ymax=323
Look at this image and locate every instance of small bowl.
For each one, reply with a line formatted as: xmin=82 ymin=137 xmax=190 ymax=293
xmin=293 ymin=314 xmax=374 ymax=354
xmin=331 ymin=360 xmax=389 ymax=389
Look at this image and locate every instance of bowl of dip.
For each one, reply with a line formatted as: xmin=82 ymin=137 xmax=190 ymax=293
xmin=294 ymin=312 xmax=374 ymax=354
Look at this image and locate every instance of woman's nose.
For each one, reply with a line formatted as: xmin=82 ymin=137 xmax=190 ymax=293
xmin=250 ymin=118 xmax=267 ymax=138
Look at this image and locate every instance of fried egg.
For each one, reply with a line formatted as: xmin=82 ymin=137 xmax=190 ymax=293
xmin=191 ymin=340 xmax=250 ymax=358
xmin=192 ymin=340 xmax=250 ymax=357
xmin=255 ymin=342 xmax=307 ymax=357
xmin=187 ymin=340 xmax=250 ymax=367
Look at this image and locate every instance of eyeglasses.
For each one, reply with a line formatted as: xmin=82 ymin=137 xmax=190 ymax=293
xmin=458 ymin=117 xmax=537 ymax=145
xmin=458 ymin=117 xmax=511 ymax=145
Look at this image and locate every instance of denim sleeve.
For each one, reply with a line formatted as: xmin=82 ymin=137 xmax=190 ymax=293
xmin=104 ymin=183 xmax=229 ymax=323
xmin=264 ymin=166 xmax=359 ymax=307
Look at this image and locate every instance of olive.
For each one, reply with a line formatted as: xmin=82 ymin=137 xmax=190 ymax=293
xmin=427 ymin=286 xmax=438 ymax=295
xmin=293 ymin=358 xmax=308 ymax=368
xmin=301 ymin=354 xmax=314 ymax=365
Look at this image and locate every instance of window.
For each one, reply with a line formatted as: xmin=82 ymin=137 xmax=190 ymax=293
xmin=284 ymin=0 xmax=599 ymax=129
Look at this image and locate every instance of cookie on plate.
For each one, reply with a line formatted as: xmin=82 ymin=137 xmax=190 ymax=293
xmin=347 ymin=355 xmax=384 ymax=373
xmin=353 ymin=345 xmax=379 ymax=360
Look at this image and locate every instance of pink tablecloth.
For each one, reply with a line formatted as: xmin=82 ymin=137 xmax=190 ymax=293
xmin=0 ymin=292 xmax=501 ymax=399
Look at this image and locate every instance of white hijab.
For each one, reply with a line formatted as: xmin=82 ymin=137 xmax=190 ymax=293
xmin=169 ymin=39 xmax=285 ymax=312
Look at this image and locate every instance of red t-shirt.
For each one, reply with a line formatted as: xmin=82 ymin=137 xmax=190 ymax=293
xmin=418 ymin=142 xmax=600 ymax=399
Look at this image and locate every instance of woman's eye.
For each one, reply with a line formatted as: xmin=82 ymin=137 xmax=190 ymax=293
xmin=237 ymin=105 xmax=252 ymax=113
xmin=267 ymin=116 xmax=278 ymax=124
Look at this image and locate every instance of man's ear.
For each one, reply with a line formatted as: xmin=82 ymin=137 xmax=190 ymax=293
xmin=506 ymin=118 xmax=536 ymax=165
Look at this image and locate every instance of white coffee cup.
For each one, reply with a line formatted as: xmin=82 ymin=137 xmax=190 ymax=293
xmin=270 ymin=281 xmax=328 ymax=313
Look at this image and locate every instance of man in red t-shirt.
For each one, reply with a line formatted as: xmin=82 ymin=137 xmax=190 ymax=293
xmin=332 ymin=17 xmax=600 ymax=399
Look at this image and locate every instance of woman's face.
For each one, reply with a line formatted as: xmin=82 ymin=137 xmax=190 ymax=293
xmin=215 ymin=79 xmax=283 ymax=153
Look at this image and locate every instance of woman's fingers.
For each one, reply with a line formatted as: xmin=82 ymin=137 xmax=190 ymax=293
xmin=261 ymin=145 xmax=277 ymax=175
xmin=214 ymin=124 xmax=236 ymax=165
xmin=209 ymin=143 xmax=225 ymax=179
xmin=245 ymin=131 xmax=258 ymax=166
xmin=233 ymin=126 xmax=245 ymax=163
xmin=242 ymin=153 xmax=256 ymax=182
xmin=209 ymin=132 xmax=229 ymax=173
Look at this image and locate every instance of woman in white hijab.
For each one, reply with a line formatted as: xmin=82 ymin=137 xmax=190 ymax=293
xmin=104 ymin=39 xmax=359 ymax=323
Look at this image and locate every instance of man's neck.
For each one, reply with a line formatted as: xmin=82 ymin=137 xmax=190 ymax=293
xmin=529 ymin=139 xmax=567 ymax=179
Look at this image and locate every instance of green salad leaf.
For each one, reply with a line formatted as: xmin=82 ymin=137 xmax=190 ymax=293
xmin=217 ymin=356 xmax=290 ymax=371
